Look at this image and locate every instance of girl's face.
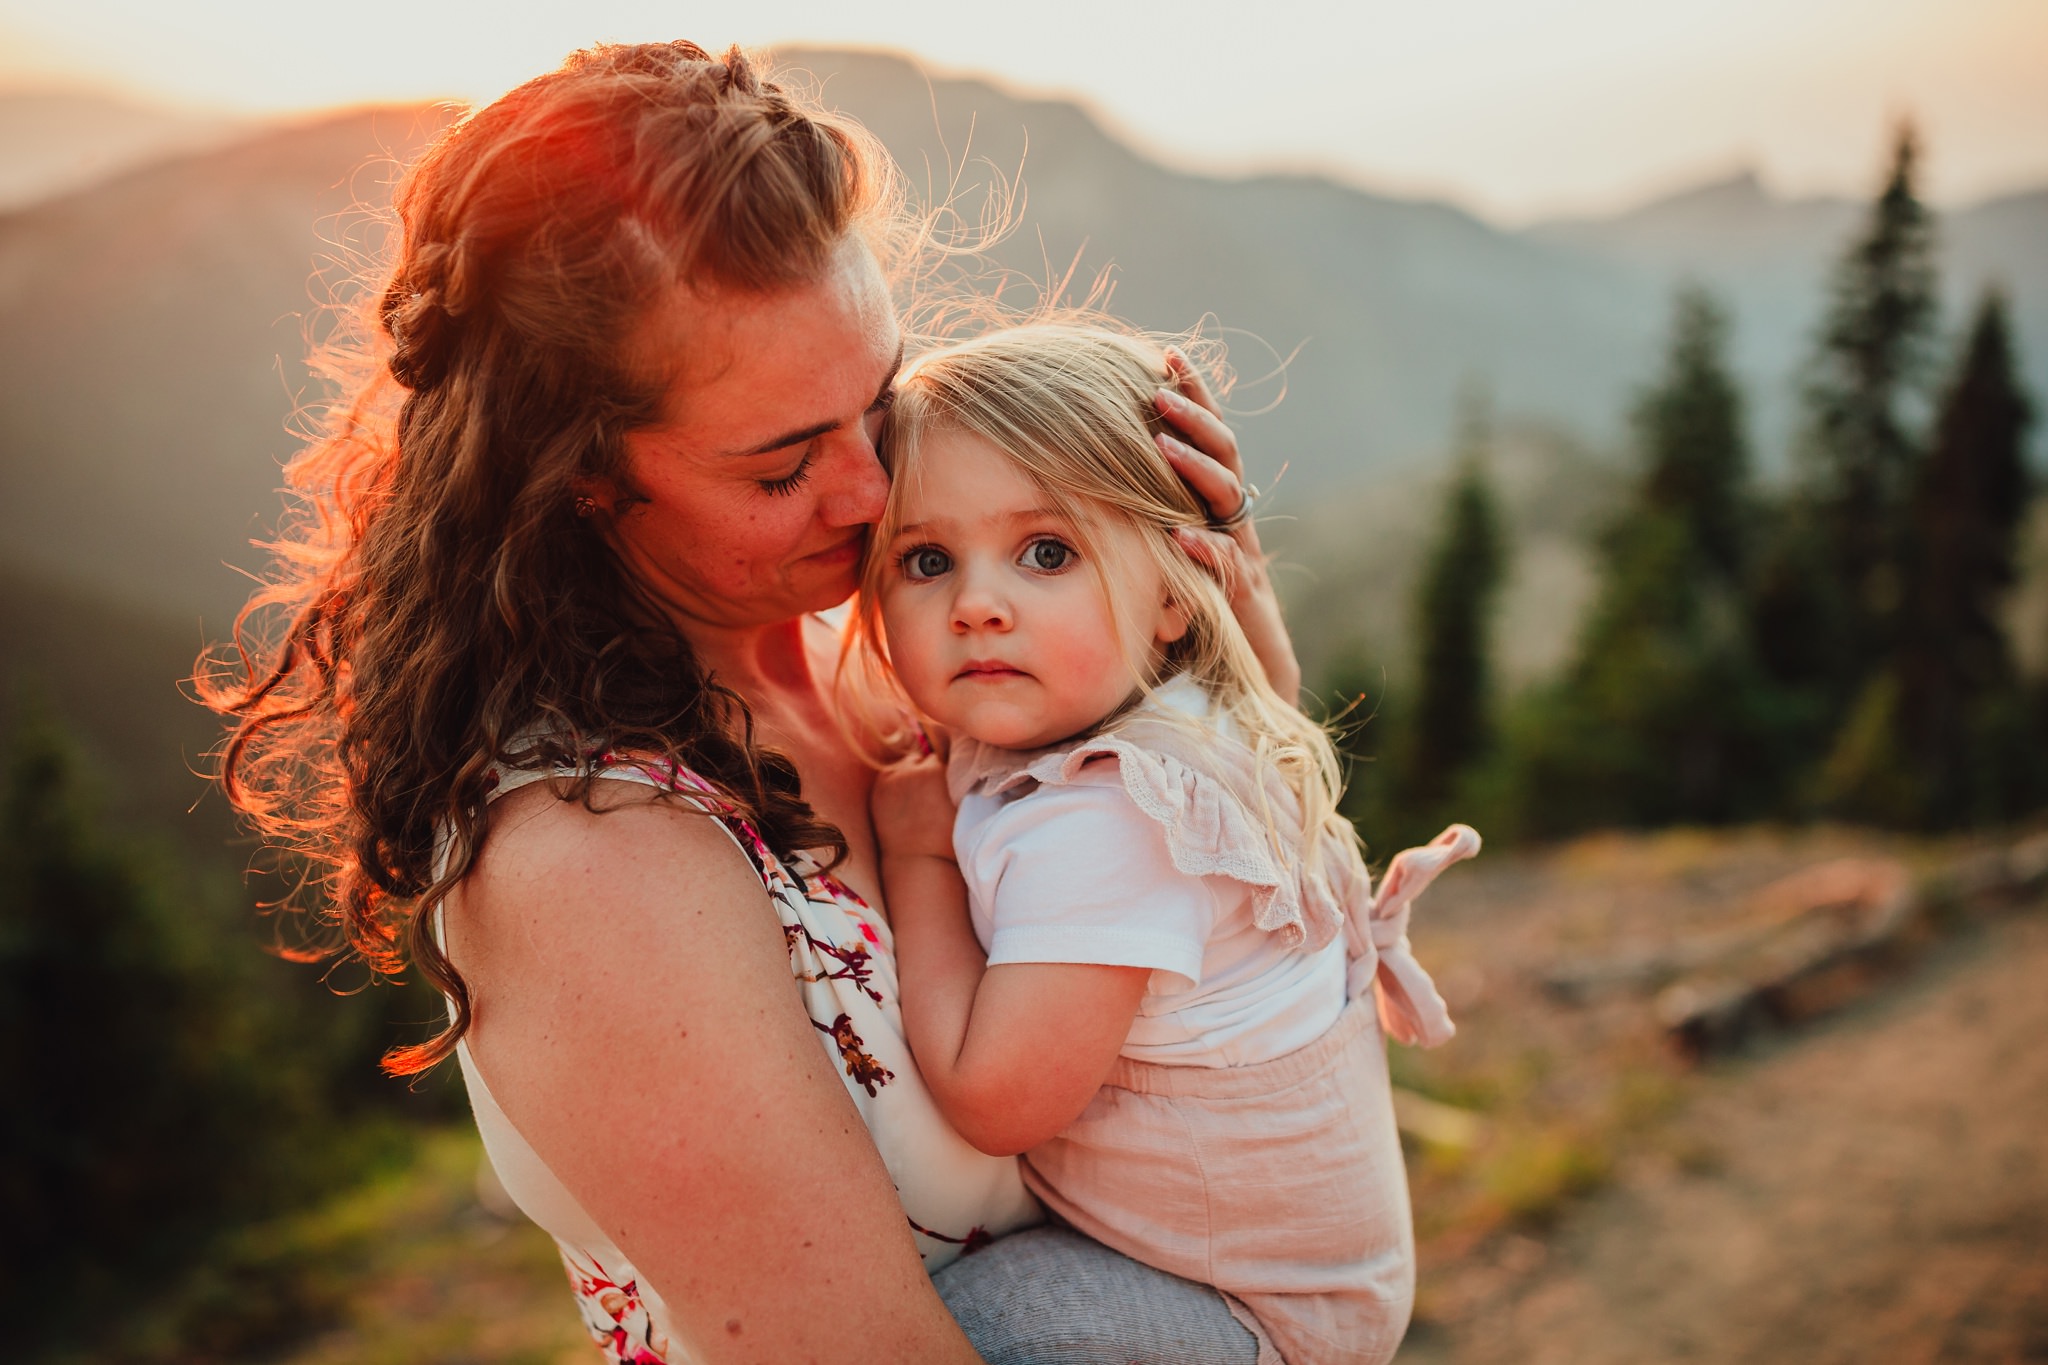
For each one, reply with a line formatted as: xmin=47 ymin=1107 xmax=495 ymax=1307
xmin=594 ymin=236 xmax=902 ymax=632
xmin=876 ymin=427 xmax=1188 ymax=750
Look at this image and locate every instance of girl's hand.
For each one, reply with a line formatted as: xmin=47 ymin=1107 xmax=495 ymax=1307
xmin=871 ymin=753 xmax=958 ymax=863
xmin=1154 ymin=351 xmax=1302 ymax=701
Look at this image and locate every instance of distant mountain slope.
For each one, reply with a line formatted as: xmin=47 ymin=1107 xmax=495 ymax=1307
xmin=1532 ymin=172 xmax=2048 ymax=456
xmin=782 ymin=47 xmax=1660 ymax=473
xmin=0 ymin=105 xmax=450 ymax=629
xmin=0 ymin=558 xmax=225 ymax=845
xmin=0 ymin=51 xmax=2041 ymax=645
xmin=0 ymin=90 xmax=242 ymax=212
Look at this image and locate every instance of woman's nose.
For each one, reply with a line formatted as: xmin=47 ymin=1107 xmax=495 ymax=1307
xmin=817 ymin=427 xmax=891 ymax=529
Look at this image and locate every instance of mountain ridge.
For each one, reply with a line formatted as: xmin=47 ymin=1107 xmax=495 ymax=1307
xmin=0 ymin=57 xmax=2041 ymax=643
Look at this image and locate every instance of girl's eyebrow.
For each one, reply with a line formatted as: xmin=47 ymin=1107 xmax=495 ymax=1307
xmin=891 ymin=506 xmax=1068 ymax=539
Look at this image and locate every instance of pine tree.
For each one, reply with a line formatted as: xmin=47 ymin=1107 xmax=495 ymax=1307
xmin=1894 ymin=291 xmax=2038 ymax=819
xmin=1510 ymin=288 xmax=1779 ymax=831
xmin=1639 ymin=288 xmax=1751 ymax=577
xmin=0 ymin=713 xmax=432 ymax=1347
xmin=0 ymin=718 xmax=266 ymax=1308
xmin=1396 ymin=395 xmax=1506 ymax=825
xmin=1798 ymin=124 xmax=1939 ymax=689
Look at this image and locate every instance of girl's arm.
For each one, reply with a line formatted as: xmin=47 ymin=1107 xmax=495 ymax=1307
xmin=874 ymin=758 xmax=1149 ymax=1158
xmin=445 ymin=779 xmax=983 ymax=1365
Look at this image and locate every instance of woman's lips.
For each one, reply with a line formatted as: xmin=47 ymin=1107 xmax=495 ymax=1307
xmin=802 ymin=532 xmax=866 ymax=566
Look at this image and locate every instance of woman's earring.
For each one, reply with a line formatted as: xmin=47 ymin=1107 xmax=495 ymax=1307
xmin=573 ymin=495 xmax=600 ymax=519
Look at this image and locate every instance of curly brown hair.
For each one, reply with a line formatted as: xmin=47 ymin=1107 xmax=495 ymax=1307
xmin=199 ymin=41 xmax=907 ymax=1075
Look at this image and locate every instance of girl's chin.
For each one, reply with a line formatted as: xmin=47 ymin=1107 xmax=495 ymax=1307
xmin=957 ymin=713 xmax=1093 ymax=752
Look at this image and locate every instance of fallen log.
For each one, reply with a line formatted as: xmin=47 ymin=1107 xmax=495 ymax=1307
xmin=1654 ymin=857 xmax=1916 ymax=1057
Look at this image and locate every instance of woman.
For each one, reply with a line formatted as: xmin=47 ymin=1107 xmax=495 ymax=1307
xmin=208 ymin=40 xmax=1299 ymax=1364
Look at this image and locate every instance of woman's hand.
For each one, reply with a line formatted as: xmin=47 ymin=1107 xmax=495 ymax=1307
xmin=1153 ymin=351 xmax=1302 ymax=702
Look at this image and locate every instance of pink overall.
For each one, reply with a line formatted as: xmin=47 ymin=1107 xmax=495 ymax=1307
xmin=951 ymin=712 xmax=1481 ymax=1365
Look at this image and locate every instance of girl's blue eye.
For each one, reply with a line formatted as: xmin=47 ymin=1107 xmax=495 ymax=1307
xmin=902 ymin=546 xmax=952 ymax=581
xmin=1022 ymin=538 xmax=1074 ymax=573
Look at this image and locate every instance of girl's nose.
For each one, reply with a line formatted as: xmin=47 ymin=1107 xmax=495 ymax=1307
xmin=950 ymin=569 xmax=1012 ymax=633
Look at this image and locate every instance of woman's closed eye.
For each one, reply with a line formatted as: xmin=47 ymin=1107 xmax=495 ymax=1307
xmin=900 ymin=544 xmax=953 ymax=581
xmin=862 ymin=386 xmax=897 ymax=442
xmin=1019 ymin=536 xmax=1077 ymax=574
xmin=757 ymin=448 xmax=814 ymax=496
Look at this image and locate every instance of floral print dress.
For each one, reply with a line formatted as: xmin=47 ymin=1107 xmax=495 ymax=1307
xmin=442 ymin=758 xmax=1040 ymax=1364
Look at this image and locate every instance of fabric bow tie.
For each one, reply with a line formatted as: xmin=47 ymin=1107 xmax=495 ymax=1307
xmin=1347 ymin=824 xmax=1482 ymax=1048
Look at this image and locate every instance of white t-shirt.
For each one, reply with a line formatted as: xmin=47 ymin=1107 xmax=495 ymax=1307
xmin=952 ymin=680 xmax=1347 ymax=1068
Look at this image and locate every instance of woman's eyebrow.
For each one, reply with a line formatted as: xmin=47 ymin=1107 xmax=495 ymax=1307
xmin=732 ymin=342 xmax=906 ymax=458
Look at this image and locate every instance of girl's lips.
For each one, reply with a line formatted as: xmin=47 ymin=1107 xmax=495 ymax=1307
xmin=955 ymin=661 xmax=1028 ymax=680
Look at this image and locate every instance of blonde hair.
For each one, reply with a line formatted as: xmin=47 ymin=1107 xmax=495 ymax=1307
xmin=845 ymin=320 xmax=1354 ymax=867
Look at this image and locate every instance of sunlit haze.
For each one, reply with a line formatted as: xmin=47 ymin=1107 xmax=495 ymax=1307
xmin=2 ymin=0 xmax=2044 ymax=224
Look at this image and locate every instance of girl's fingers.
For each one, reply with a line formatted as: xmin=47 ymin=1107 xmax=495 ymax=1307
xmin=1157 ymin=431 xmax=1248 ymax=526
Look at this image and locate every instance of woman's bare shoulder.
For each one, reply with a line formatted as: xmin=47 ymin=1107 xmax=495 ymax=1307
xmin=444 ymin=777 xmax=763 ymax=979
xmin=441 ymin=778 xmax=977 ymax=1361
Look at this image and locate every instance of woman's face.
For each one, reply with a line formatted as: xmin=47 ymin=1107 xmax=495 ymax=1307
xmin=600 ymin=236 xmax=901 ymax=631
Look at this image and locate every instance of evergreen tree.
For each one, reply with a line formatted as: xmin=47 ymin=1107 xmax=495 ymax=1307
xmin=0 ymin=718 xmax=280 ymax=1316
xmin=0 ymin=713 xmax=440 ymax=1351
xmin=1395 ymin=394 xmax=1506 ymax=828
xmin=1796 ymin=124 xmax=1939 ymax=691
xmin=1893 ymin=290 xmax=2038 ymax=819
xmin=1639 ymin=287 xmax=1753 ymax=578
xmin=1510 ymin=288 xmax=1781 ymax=831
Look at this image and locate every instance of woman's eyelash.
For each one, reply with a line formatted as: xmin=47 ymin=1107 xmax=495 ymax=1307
xmin=867 ymin=388 xmax=898 ymax=415
xmin=758 ymin=454 xmax=814 ymax=496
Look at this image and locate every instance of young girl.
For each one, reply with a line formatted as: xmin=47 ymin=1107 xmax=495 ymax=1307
xmin=853 ymin=322 xmax=1480 ymax=1365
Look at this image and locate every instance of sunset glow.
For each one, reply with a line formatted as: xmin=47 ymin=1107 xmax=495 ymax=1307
xmin=2 ymin=0 xmax=2043 ymax=224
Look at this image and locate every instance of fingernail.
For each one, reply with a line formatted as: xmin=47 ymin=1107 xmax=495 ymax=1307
xmin=1155 ymin=387 xmax=1183 ymax=410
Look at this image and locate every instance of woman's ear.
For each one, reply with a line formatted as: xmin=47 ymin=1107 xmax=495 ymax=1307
xmin=570 ymin=474 xmax=636 ymax=519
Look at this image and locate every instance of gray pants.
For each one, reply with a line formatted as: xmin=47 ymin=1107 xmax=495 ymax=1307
xmin=933 ymin=1225 xmax=1261 ymax=1365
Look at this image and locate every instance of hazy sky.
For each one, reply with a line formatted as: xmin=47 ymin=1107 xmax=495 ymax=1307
xmin=3 ymin=0 xmax=2044 ymax=224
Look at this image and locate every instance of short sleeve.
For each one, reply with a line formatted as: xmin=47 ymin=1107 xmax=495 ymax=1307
xmin=963 ymin=771 xmax=1217 ymax=990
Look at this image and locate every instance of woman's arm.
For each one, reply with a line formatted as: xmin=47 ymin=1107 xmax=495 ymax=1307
xmin=1155 ymin=351 xmax=1302 ymax=701
xmin=444 ymin=779 xmax=982 ymax=1365
xmin=875 ymin=759 xmax=1149 ymax=1159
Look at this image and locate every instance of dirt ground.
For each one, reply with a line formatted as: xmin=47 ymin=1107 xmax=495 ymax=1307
xmin=1400 ymin=901 xmax=2048 ymax=1365
xmin=238 ymin=830 xmax=2047 ymax=1365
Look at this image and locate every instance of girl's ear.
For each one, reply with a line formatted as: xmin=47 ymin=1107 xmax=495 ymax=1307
xmin=1156 ymin=593 xmax=1191 ymax=646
